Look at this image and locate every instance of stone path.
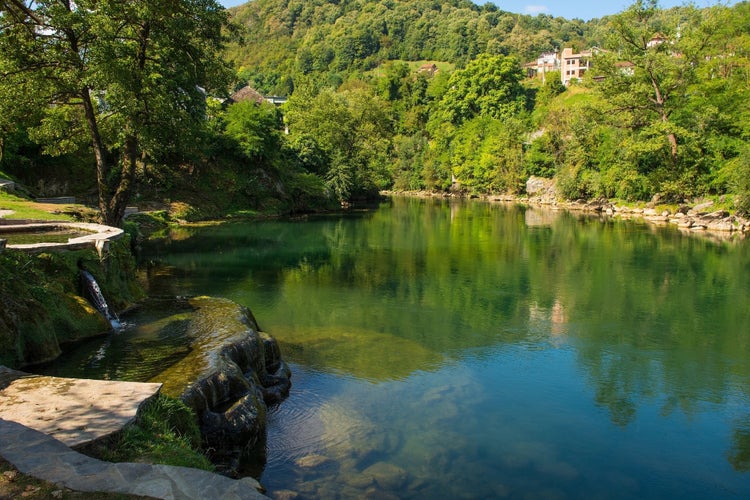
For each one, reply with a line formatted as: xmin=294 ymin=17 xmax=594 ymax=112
xmin=0 ymin=367 xmax=162 ymax=448
xmin=0 ymin=419 xmax=266 ymax=499
xmin=0 ymin=368 xmax=267 ymax=499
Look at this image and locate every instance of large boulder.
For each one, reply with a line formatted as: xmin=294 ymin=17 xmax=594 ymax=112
xmin=525 ymin=176 xmax=558 ymax=204
xmin=154 ymin=297 xmax=291 ymax=473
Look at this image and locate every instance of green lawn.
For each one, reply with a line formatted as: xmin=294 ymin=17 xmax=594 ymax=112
xmin=367 ymin=59 xmax=455 ymax=79
xmin=0 ymin=191 xmax=75 ymax=221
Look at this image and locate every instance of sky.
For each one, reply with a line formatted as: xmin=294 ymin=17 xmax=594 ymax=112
xmin=218 ymin=1 xmax=735 ymax=21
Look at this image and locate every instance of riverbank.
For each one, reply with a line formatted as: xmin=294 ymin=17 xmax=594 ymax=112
xmin=383 ymin=179 xmax=749 ymax=241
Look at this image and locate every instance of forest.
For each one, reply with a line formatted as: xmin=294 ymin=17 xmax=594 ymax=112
xmin=1 ymin=0 xmax=749 ymax=225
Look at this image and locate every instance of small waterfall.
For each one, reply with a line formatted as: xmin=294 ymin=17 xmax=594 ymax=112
xmin=79 ymin=268 xmax=122 ymax=331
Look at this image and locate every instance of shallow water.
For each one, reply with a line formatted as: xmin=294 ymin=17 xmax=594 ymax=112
xmin=2 ymin=228 xmax=90 ymax=244
xmin=45 ymin=197 xmax=750 ymax=498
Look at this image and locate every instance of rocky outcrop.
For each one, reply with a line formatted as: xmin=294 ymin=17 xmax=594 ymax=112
xmin=566 ymin=199 xmax=748 ymax=236
xmin=154 ymin=297 xmax=291 ymax=475
xmin=382 ymin=188 xmax=748 ymax=239
xmin=525 ymin=176 xmax=559 ymax=205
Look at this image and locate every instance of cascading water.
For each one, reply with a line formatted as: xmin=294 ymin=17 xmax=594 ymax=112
xmin=79 ymin=267 xmax=122 ymax=332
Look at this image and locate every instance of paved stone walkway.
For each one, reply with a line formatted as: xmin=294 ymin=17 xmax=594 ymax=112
xmin=0 ymin=419 xmax=266 ymax=499
xmin=0 ymin=368 xmax=267 ymax=499
xmin=0 ymin=367 xmax=163 ymax=448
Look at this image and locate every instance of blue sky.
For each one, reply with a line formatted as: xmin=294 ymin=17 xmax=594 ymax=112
xmin=218 ymin=1 xmax=735 ymax=21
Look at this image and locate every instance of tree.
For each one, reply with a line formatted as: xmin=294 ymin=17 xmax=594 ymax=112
xmin=593 ymin=0 xmax=719 ymax=198
xmin=0 ymin=0 xmax=230 ymax=226
xmin=438 ymin=54 xmax=527 ymax=125
xmin=284 ymin=84 xmax=392 ymax=202
xmin=224 ymin=101 xmax=282 ymax=163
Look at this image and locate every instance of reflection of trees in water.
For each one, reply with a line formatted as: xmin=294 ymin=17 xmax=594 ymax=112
xmin=729 ymin=417 xmax=750 ymax=472
xmin=140 ymin=196 xmax=750 ymax=469
xmin=308 ymin=199 xmax=750 ymax=409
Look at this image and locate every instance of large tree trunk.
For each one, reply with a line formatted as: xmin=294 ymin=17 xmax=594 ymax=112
xmin=105 ymin=134 xmax=139 ymax=227
xmin=80 ymin=87 xmax=115 ymax=224
xmin=80 ymin=87 xmax=136 ymax=227
xmin=648 ymin=69 xmax=679 ymax=166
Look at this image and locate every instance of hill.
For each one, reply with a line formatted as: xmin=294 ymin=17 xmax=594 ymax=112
xmin=224 ymin=0 xmax=602 ymax=94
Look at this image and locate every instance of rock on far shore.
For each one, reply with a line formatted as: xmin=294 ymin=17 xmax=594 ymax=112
xmin=521 ymin=178 xmax=748 ymax=237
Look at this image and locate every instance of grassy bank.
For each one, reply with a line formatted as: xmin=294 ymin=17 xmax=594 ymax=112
xmin=82 ymin=394 xmax=214 ymax=472
xmin=0 ymin=238 xmax=144 ymax=368
xmin=1 ymin=192 xmax=144 ymax=368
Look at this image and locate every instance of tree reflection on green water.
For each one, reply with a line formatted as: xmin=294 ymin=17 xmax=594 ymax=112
xmin=131 ymin=197 xmax=750 ymax=496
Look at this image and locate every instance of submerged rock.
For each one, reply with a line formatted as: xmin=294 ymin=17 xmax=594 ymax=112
xmin=362 ymin=462 xmax=409 ymax=491
xmin=295 ymin=454 xmax=334 ymax=469
xmin=153 ymin=296 xmax=291 ymax=474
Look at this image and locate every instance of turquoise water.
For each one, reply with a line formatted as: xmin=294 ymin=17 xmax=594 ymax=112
xmin=54 ymin=197 xmax=750 ymax=497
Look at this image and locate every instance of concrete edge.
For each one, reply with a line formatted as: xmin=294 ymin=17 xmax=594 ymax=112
xmin=0 ymin=222 xmax=124 ymax=256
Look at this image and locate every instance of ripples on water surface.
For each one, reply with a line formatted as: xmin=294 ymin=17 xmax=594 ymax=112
xmin=48 ymin=198 xmax=750 ymax=498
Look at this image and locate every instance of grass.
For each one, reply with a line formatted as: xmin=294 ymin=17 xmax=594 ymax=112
xmin=0 ymin=191 xmax=76 ymax=221
xmin=87 ymin=395 xmax=214 ymax=472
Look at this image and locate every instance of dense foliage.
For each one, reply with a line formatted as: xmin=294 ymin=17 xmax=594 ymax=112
xmin=2 ymin=0 xmax=750 ymax=222
xmin=225 ymin=0 xmax=597 ymax=94
xmin=0 ymin=0 xmax=232 ymax=225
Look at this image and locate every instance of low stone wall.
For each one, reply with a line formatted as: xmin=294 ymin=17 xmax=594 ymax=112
xmin=0 ymin=222 xmax=124 ymax=256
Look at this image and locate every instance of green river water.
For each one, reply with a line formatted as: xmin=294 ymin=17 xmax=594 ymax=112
xmin=43 ymin=197 xmax=750 ymax=498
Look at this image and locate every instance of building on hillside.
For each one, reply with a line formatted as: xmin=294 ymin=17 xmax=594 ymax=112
xmin=227 ymin=86 xmax=265 ymax=105
xmin=418 ymin=63 xmax=439 ymax=77
xmin=561 ymin=47 xmax=605 ymax=86
xmin=523 ymin=52 xmax=560 ymax=83
xmin=227 ymin=86 xmax=287 ymax=107
xmin=615 ymin=61 xmax=636 ymax=77
xmin=561 ymin=47 xmax=590 ymax=86
xmin=263 ymin=96 xmax=287 ymax=106
xmin=647 ymin=33 xmax=668 ymax=49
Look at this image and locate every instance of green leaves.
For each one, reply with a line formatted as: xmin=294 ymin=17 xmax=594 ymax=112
xmin=438 ymin=54 xmax=527 ymax=125
xmin=284 ymin=85 xmax=392 ymax=201
xmin=0 ymin=0 xmax=232 ymax=225
xmin=224 ymin=100 xmax=282 ymax=161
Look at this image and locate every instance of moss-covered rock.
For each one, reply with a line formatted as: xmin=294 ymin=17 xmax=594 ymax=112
xmin=152 ymin=296 xmax=291 ymax=475
xmin=0 ymin=237 xmax=144 ymax=368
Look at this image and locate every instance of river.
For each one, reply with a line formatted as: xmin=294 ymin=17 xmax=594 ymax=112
xmin=44 ymin=196 xmax=750 ymax=498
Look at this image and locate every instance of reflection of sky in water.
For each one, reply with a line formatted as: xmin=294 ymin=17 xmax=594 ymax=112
xmin=263 ymin=344 xmax=748 ymax=498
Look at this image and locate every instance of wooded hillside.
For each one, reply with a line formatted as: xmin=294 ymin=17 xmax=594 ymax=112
xmin=225 ymin=0 xmax=600 ymax=95
xmin=2 ymin=1 xmax=749 ymax=222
